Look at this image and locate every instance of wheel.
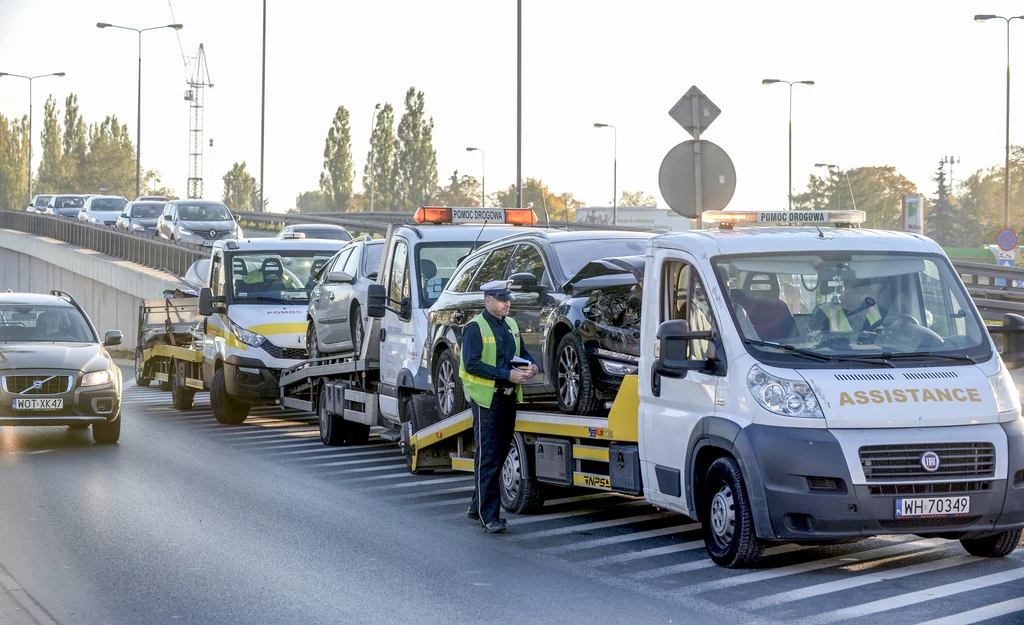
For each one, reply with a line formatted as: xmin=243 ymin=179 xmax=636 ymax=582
xmin=171 ymin=360 xmax=195 ymax=410
xmin=92 ymin=418 xmax=121 ymax=444
xmin=554 ymin=333 xmax=600 ymax=415
xmin=211 ymin=368 xmax=249 ymax=424
xmin=135 ymin=348 xmax=151 ymax=387
xmin=307 ymin=322 xmax=322 ymax=360
xmin=960 ymin=529 xmax=1022 ymax=557
xmin=319 ymin=385 xmax=345 ymax=446
xmin=351 ymin=304 xmax=365 ymax=354
xmin=158 ymin=375 xmax=172 ymax=392
xmin=500 ymin=435 xmax=545 ymax=514
xmin=701 ymin=457 xmax=764 ymax=568
xmin=434 ymin=349 xmax=467 ymax=420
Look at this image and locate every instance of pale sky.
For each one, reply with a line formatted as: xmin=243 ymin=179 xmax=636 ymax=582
xmin=1 ymin=0 xmax=1022 ymax=215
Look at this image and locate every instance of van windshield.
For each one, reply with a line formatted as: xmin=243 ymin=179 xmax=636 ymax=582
xmin=227 ymin=251 xmax=340 ymax=304
xmin=712 ymin=251 xmax=991 ymax=367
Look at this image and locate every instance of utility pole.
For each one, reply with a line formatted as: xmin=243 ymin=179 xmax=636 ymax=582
xmin=259 ymin=0 xmax=267 ymax=211
xmin=516 ymin=0 xmax=522 ymax=208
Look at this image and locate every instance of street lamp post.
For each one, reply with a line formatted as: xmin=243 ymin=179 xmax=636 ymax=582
xmin=97 ymin=21 xmax=182 ymax=199
xmin=975 ymin=14 xmax=1023 ymax=228
xmin=368 ymin=103 xmax=381 ymax=212
xmin=593 ymin=123 xmax=617 ymax=225
xmin=815 ymin=163 xmax=849 ymax=210
xmin=762 ymin=79 xmax=815 ymax=211
xmin=0 ymin=71 xmax=65 ymax=206
xmin=466 ymin=147 xmax=485 ymax=207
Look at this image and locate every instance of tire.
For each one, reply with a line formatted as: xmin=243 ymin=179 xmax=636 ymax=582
xmin=171 ymin=360 xmax=195 ymax=411
xmin=960 ymin=529 xmax=1022 ymax=557
xmin=351 ymin=304 xmax=365 ymax=354
xmin=159 ymin=376 xmax=172 ymax=392
xmin=434 ymin=349 xmax=467 ymax=420
xmin=211 ymin=368 xmax=249 ymax=424
xmin=135 ymin=348 xmax=151 ymax=387
xmin=319 ymin=385 xmax=345 ymax=446
xmin=554 ymin=333 xmax=600 ymax=415
xmin=307 ymin=322 xmax=322 ymax=360
xmin=500 ymin=435 xmax=545 ymax=514
xmin=701 ymin=457 xmax=765 ymax=568
xmin=92 ymin=418 xmax=121 ymax=444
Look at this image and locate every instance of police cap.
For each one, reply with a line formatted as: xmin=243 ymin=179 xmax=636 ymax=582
xmin=481 ymin=280 xmax=514 ymax=301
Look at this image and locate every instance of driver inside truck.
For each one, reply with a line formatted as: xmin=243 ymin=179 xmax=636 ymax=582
xmin=811 ymin=274 xmax=884 ymax=333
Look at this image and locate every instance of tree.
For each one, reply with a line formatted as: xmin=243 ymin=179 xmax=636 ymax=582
xmin=143 ymin=170 xmax=177 ymax=199
xmin=35 ymin=96 xmax=63 ymax=193
xmin=362 ymin=103 xmax=396 ymax=211
xmin=296 ymin=190 xmax=329 ymax=213
xmin=251 ymin=181 xmax=269 ymax=212
xmin=78 ymin=115 xmax=136 ymax=197
xmin=793 ymin=166 xmax=920 ymax=231
xmin=60 ymin=94 xmax=87 ymax=190
xmin=223 ymin=162 xmax=256 ymax=211
xmin=958 ymin=145 xmax=1024 ymax=246
xmin=494 ymin=178 xmax=583 ymax=222
xmin=618 ymin=190 xmax=657 ymax=207
xmin=319 ymin=106 xmax=355 ymax=211
xmin=925 ymin=160 xmax=977 ymax=246
xmin=392 ymin=87 xmax=437 ymax=210
xmin=434 ymin=170 xmax=481 ymax=207
xmin=0 ymin=114 xmax=29 ymax=210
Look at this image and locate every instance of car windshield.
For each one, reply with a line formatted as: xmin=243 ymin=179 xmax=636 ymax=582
xmin=54 ymin=196 xmax=85 ymax=208
xmin=0 ymin=304 xmax=94 ymax=343
xmin=228 ymin=251 xmax=339 ymax=304
xmin=551 ymin=238 xmax=650 ymax=280
xmin=417 ymin=244 xmax=476 ymax=307
xmin=131 ymin=203 xmax=163 ymax=218
xmin=92 ymin=198 xmax=126 ymax=212
xmin=363 ymin=242 xmax=384 ymax=276
xmin=179 ymin=203 xmax=232 ymax=221
xmin=712 ymin=251 xmax=991 ymax=366
xmin=294 ymin=228 xmax=352 ymax=241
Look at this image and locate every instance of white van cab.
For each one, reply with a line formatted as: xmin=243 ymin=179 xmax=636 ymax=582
xmin=198 ymin=238 xmax=347 ymax=423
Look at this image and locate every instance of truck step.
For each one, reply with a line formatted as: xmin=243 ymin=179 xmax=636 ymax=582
xmin=379 ymin=427 xmax=402 ymax=442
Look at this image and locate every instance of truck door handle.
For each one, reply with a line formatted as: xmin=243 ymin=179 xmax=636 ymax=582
xmin=453 ymin=311 xmax=464 ymax=322
xmin=329 ymin=293 xmax=336 ymax=301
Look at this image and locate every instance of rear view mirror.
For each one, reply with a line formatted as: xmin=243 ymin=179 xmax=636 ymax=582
xmin=653 ymin=320 xmax=714 ymax=379
xmin=510 ymin=272 xmax=545 ymax=293
xmin=234 ymin=214 xmax=241 ymax=221
xmin=198 ymin=287 xmax=225 ymax=316
xmin=163 ymin=214 xmax=172 ymax=221
xmin=327 ymin=271 xmax=356 ymax=285
xmin=103 ymin=330 xmax=123 ymax=347
xmin=366 ymin=284 xmax=386 ymax=318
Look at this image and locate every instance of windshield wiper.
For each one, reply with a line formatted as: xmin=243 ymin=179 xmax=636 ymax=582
xmin=234 ymin=296 xmax=294 ymax=305
xmin=852 ymin=352 xmax=977 ymax=364
xmin=743 ymin=339 xmax=833 ymax=362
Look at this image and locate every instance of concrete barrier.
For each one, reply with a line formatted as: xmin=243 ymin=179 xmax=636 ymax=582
xmin=0 ymin=229 xmax=182 ymax=351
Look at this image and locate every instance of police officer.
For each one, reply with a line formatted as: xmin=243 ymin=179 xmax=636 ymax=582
xmin=459 ymin=279 xmax=537 ymax=533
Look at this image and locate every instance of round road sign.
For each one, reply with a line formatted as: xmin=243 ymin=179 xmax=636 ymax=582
xmin=658 ymin=140 xmax=737 ymax=219
xmin=997 ymin=228 xmax=1018 ymax=251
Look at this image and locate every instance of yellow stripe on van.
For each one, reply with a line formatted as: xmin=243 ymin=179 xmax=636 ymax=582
xmin=247 ymin=323 xmax=308 ymax=336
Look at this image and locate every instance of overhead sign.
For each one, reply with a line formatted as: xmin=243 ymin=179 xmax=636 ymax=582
xmin=659 ymin=140 xmax=736 ymax=218
xmin=451 ymin=208 xmax=507 ymax=223
xmin=902 ymin=195 xmax=924 ymax=234
xmin=668 ymin=86 xmax=721 ymax=139
xmin=997 ymin=228 xmax=1018 ymax=251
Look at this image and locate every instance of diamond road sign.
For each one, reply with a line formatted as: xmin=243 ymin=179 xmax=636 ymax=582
xmin=669 ymin=86 xmax=721 ymax=138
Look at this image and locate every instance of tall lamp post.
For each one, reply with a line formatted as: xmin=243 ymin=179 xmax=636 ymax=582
xmin=466 ymin=147 xmax=485 ymax=207
xmin=762 ymin=78 xmax=815 ymax=211
xmin=0 ymin=71 xmax=65 ymax=206
xmin=368 ymin=103 xmax=381 ymax=212
xmin=975 ymin=14 xmax=1023 ymax=228
xmin=593 ymin=123 xmax=617 ymax=225
xmin=97 ymin=21 xmax=182 ymax=199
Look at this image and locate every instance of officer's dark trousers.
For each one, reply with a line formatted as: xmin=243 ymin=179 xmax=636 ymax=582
xmin=469 ymin=393 xmax=517 ymax=526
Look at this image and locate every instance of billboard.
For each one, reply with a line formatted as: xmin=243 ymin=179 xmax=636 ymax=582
xmin=902 ymin=195 xmax=924 ymax=234
xmin=576 ymin=207 xmax=692 ymax=232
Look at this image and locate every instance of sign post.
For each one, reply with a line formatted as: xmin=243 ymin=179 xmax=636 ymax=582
xmin=997 ymin=228 xmax=1019 ymax=286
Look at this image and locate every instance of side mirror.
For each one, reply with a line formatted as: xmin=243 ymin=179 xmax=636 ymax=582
xmin=234 ymin=214 xmax=241 ymax=221
xmin=366 ymin=284 xmax=386 ymax=318
xmin=198 ymin=287 xmax=225 ymax=316
xmin=653 ymin=319 xmax=714 ymax=379
xmin=510 ymin=272 xmax=544 ymax=293
xmin=103 ymin=330 xmax=123 ymax=347
xmin=163 ymin=214 xmax=172 ymax=221
xmin=327 ymin=270 xmax=356 ymax=285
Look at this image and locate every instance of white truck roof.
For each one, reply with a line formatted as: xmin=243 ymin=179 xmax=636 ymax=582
xmin=651 ymin=227 xmax=944 ymax=258
xmin=212 ymin=238 xmax=348 ymax=253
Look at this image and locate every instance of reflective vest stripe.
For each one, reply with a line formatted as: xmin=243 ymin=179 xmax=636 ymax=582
xmin=821 ymin=302 xmax=853 ymax=332
xmin=459 ymin=316 xmax=523 ymax=409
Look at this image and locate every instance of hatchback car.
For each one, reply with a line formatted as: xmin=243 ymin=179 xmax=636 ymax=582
xmin=44 ymin=194 xmax=87 ymax=218
xmin=157 ymin=200 xmax=241 ymax=245
xmin=116 ymin=200 xmax=165 ymax=235
xmin=425 ymin=230 xmax=653 ymax=417
xmin=306 ymin=238 xmax=385 ymax=356
xmin=278 ymin=224 xmax=352 ymax=241
xmin=79 ymin=195 xmax=129 ymax=226
xmin=0 ymin=290 xmax=123 ymax=443
xmin=28 ymin=195 xmax=52 ymax=213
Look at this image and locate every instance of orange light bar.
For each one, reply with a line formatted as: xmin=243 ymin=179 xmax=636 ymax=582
xmin=504 ymin=208 xmax=538 ymax=225
xmin=701 ymin=210 xmax=759 ymax=224
xmin=413 ymin=207 xmax=453 ymax=223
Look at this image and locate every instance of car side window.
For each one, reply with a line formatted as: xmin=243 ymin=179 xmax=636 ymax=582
xmin=469 ymin=246 xmax=515 ymax=291
xmin=330 ymin=250 xmax=352 ymax=275
xmin=388 ymin=240 xmax=411 ymax=309
xmin=447 ymin=253 xmax=487 ymax=293
xmin=662 ymin=260 xmax=714 ymax=359
xmin=210 ymin=253 xmax=226 ymax=298
xmin=343 ymin=248 xmax=360 ymax=276
xmin=506 ymin=244 xmax=550 ymax=287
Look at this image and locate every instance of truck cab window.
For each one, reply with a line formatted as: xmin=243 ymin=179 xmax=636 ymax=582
xmin=210 ymin=254 xmax=225 ymax=298
xmin=662 ymin=261 xmax=713 ymax=358
xmin=388 ymin=240 xmax=411 ymax=309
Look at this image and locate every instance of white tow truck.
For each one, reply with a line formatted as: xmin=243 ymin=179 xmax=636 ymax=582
xmin=281 ymin=208 xmax=1024 ymax=567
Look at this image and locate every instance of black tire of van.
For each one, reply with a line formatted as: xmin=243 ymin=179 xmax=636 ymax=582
xmin=960 ymin=528 xmax=1023 ymax=558
xmin=500 ymin=435 xmax=545 ymax=514
xmin=319 ymin=385 xmax=346 ymax=446
xmin=701 ymin=457 xmax=765 ymax=568
xmin=171 ymin=360 xmax=195 ymax=410
xmin=135 ymin=348 xmax=151 ymax=387
xmin=212 ymin=368 xmax=249 ymax=424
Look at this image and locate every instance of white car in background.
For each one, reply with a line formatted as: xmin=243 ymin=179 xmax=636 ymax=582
xmin=78 ymin=195 xmax=129 ymax=227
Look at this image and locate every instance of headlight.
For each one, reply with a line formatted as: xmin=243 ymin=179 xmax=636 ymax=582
xmin=231 ymin=321 xmax=266 ymax=348
xmin=178 ymin=227 xmax=192 ymax=235
xmin=82 ymin=369 xmax=113 ymax=387
xmin=596 ymin=350 xmax=640 ymax=376
xmin=747 ymin=365 xmax=823 ymax=418
xmin=988 ymin=360 xmax=1020 ymax=413
xmin=90 ymin=216 xmax=102 ymax=224
xmin=131 ymin=222 xmax=145 ymax=232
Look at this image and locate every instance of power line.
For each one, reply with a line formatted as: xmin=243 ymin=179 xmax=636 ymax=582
xmin=167 ymin=0 xmax=191 ymax=81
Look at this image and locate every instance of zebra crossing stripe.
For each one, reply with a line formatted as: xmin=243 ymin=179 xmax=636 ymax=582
xmin=912 ymin=596 xmax=1024 ymax=625
xmin=543 ymin=523 xmax=701 ymax=555
xmin=508 ymin=512 xmax=673 ymax=541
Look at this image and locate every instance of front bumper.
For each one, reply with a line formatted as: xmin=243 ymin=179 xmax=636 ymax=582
xmin=0 ymin=379 xmax=120 ymax=426
xmin=179 ymin=232 xmax=237 ymax=246
xmin=224 ymin=356 xmax=280 ymax=405
xmin=737 ymin=421 xmax=1024 ymax=542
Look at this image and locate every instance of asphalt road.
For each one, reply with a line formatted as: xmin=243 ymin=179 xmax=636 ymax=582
xmin=0 ymin=371 xmax=1022 ymax=625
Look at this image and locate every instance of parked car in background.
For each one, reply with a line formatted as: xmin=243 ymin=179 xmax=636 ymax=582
xmin=28 ymin=195 xmax=52 ymax=213
xmin=44 ymin=195 xmax=87 ymax=218
xmin=157 ymin=199 xmax=242 ymax=246
xmin=136 ymin=195 xmax=168 ymax=202
xmin=78 ymin=195 xmax=129 ymax=226
xmin=305 ymin=237 xmax=385 ymax=357
xmin=116 ymin=200 xmax=165 ymax=235
xmin=425 ymin=230 xmax=653 ymax=417
xmin=278 ymin=224 xmax=352 ymax=241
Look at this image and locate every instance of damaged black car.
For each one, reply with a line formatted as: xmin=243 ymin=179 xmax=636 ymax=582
xmin=424 ymin=230 xmax=651 ymax=417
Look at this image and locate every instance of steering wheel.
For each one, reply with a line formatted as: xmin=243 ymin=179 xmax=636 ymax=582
xmin=871 ymin=313 xmax=919 ymax=332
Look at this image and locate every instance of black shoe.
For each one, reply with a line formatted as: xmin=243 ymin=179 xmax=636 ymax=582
xmin=483 ymin=520 xmax=507 ymax=534
xmin=467 ymin=507 xmax=479 ymax=521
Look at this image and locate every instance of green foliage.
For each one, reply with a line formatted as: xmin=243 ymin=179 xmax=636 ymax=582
xmin=362 ymin=103 xmax=396 ymax=211
xmin=926 ymin=160 xmax=978 ymax=247
xmin=493 ymin=178 xmax=583 ymax=222
xmin=434 ymin=170 xmax=481 ymax=207
xmin=223 ymin=161 xmax=256 ymax=211
xmin=319 ymin=106 xmax=355 ymax=211
xmin=393 ymin=87 xmax=437 ymax=210
xmin=78 ymin=116 xmax=136 ymax=197
xmin=35 ymin=96 xmax=62 ymax=194
xmin=619 ymin=190 xmax=657 ymax=207
xmin=60 ymin=94 xmax=87 ymax=189
xmin=958 ymin=146 xmax=1024 ymax=245
xmin=794 ymin=166 xmax=919 ymax=230
xmin=296 ymin=190 xmax=330 ymax=213
xmin=0 ymin=114 xmax=29 ymax=210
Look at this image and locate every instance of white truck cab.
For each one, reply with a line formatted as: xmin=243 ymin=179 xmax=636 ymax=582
xmin=198 ymin=238 xmax=347 ymax=423
xmin=640 ymin=209 xmax=1024 ymax=566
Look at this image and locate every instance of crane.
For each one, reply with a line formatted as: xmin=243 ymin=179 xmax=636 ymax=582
xmin=183 ymin=44 xmax=213 ymax=199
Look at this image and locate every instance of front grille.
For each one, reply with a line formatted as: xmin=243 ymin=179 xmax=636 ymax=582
xmin=860 ymin=442 xmax=995 ymax=481
xmin=879 ymin=516 xmax=980 ymax=530
xmin=869 ymin=481 xmax=990 ymax=495
xmin=104 ymin=221 xmax=116 ymax=226
xmin=201 ymin=230 xmax=234 ymax=240
xmin=2 ymin=375 xmax=72 ymax=395
xmin=263 ymin=344 xmax=307 ymax=360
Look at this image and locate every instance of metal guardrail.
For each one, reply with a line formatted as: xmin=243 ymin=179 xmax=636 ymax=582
xmin=0 ymin=210 xmax=208 ymax=276
xmin=951 ymin=260 xmax=1024 ymax=321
